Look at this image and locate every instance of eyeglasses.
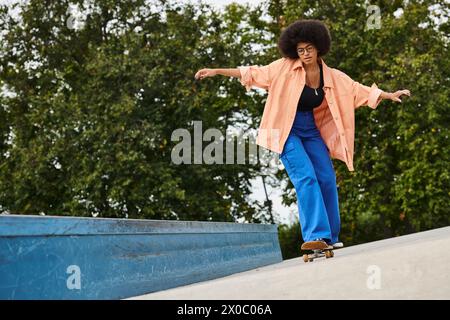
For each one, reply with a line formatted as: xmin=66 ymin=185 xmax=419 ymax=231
xmin=297 ymin=46 xmax=315 ymax=55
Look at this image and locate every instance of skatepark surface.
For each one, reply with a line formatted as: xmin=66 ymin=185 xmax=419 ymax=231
xmin=128 ymin=226 xmax=450 ymax=300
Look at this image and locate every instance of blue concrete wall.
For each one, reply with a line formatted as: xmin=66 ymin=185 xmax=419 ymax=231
xmin=0 ymin=215 xmax=282 ymax=299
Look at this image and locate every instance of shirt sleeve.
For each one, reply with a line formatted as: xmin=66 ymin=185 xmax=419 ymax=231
xmin=336 ymin=69 xmax=383 ymax=110
xmin=237 ymin=58 xmax=284 ymax=92
xmin=352 ymin=81 xmax=383 ymax=110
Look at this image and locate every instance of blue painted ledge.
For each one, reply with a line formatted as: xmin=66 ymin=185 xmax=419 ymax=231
xmin=0 ymin=214 xmax=282 ymax=300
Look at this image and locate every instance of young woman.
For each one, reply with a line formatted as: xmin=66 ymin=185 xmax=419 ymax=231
xmin=194 ymin=19 xmax=410 ymax=251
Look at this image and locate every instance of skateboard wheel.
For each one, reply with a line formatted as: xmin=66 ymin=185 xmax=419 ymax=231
xmin=303 ymin=254 xmax=309 ymax=263
xmin=325 ymin=250 xmax=333 ymax=258
xmin=330 ymin=250 xmax=334 ymax=257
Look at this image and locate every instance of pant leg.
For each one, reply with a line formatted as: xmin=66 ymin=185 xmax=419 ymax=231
xmin=301 ymin=129 xmax=341 ymax=244
xmin=279 ymin=132 xmax=332 ymax=242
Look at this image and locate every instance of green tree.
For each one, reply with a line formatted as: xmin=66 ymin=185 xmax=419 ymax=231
xmin=0 ymin=0 xmax=275 ymax=222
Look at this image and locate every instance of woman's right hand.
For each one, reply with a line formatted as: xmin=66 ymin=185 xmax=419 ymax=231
xmin=194 ymin=68 xmax=217 ymax=80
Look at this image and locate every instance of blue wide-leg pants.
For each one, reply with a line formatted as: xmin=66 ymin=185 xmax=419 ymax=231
xmin=279 ymin=110 xmax=341 ymax=244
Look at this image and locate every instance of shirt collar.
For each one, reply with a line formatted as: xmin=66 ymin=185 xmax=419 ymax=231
xmin=291 ymin=56 xmax=334 ymax=88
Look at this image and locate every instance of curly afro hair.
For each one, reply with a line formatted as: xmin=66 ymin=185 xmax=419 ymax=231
xmin=277 ymin=19 xmax=331 ymax=59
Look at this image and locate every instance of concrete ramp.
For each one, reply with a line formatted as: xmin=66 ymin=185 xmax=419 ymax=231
xmin=129 ymin=226 xmax=450 ymax=300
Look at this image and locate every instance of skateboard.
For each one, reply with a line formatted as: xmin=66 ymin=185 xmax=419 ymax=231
xmin=300 ymin=241 xmax=335 ymax=263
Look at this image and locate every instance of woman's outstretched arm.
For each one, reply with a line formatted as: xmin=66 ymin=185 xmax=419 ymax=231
xmin=195 ymin=58 xmax=285 ymax=92
xmin=194 ymin=68 xmax=240 ymax=80
xmin=336 ymin=70 xmax=411 ymax=109
xmin=352 ymin=82 xmax=411 ymax=109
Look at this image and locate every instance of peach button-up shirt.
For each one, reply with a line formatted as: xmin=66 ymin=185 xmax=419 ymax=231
xmin=237 ymin=56 xmax=383 ymax=172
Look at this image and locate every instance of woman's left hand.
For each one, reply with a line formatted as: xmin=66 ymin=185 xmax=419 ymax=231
xmin=389 ymin=89 xmax=411 ymax=103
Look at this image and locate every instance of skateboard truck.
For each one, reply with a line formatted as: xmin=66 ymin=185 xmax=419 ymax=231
xmin=302 ymin=248 xmax=334 ymax=263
